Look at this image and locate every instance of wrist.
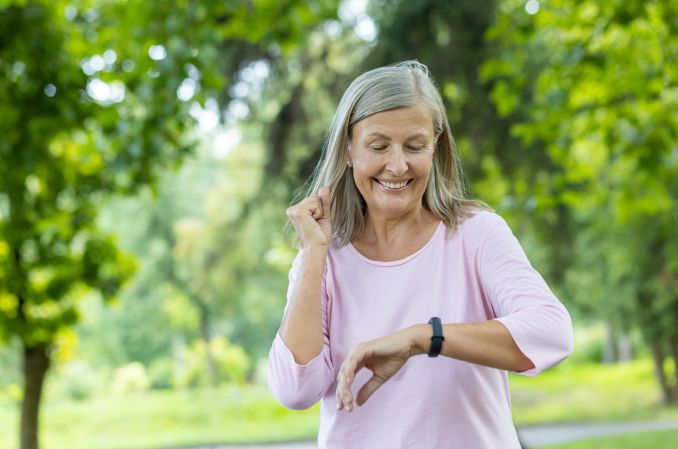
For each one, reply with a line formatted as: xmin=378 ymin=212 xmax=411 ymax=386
xmin=301 ymin=244 xmax=329 ymax=257
xmin=406 ymin=324 xmax=431 ymax=357
xmin=427 ymin=317 xmax=445 ymax=357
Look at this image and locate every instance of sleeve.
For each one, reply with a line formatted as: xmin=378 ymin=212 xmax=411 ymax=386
xmin=267 ymin=250 xmax=335 ymax=409
xmin=476 ymin=213 xmax=574 ymax=376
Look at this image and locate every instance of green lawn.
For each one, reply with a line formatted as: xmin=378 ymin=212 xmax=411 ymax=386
xmin=1 ymin=358 xmax=677 ymax=449
xmin=538 ymin=429 xmax=678 ymax=449
xmin=510 ymin=358 xmax=678 ymax=425
xmin=0 ymin=386 xmax=319 ymax=449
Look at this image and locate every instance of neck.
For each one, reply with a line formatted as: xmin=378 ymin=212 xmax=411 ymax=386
xmin=362 ymin=206 xmax=437 ymax=247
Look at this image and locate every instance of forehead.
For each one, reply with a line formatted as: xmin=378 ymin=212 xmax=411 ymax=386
xmin=351 ymin=105 xmax=434 ymax=141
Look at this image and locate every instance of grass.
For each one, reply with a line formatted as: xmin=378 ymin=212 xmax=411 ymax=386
xmin=510 ymin=358 xmax=678 ymax=425
xmin=0 ymin=385 xmax=319 ymax=449
xmin=538 ymin=429 xmax=678 ymax=449
xmin=1 ymin=358 xmax=677 ymax=449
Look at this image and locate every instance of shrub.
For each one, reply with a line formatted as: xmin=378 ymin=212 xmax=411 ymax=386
xmin=148 ymin=358 xmax=174 ymax=390
xmin=213 ymin=337 xmax=250 ymax=384
xmin=177 ymin=336 xmax=251 ymax=387
xmin=53 ymin=361 xmax=105 ymax=401
xmin=0 ymin=383 xmax=23 ymax=404
xmin=111 ymin=362 xmax=150 ymax=394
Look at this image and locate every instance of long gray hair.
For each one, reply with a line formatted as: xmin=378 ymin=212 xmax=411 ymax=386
xmin=303 ymin=60 xmax=488 ymax=246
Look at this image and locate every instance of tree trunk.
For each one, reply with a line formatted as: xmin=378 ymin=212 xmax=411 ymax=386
xmin=21 ymin=343 xmax=50 ymax=449
xmin=649 ymin=341 xmax=671 ymax=405
xmin=617 ymin=332 xmax=633 ymax=362
xmin=671 ymin=338 xmax=678 ymax=404
xmin=172 ymin=334 xmax=186 ymax=384
xmin=603 ymin=321 xmax=618 ymax=363
xmin=199 ymin=308 xmax=219 ymax=387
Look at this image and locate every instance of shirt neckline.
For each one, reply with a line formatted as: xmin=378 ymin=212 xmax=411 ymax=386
xmin=347 ymin=220 xmax=445 ymax=267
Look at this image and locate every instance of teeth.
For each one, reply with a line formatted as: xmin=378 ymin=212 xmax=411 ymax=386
xmin=379 ymin=180 xmax=408 ymax=189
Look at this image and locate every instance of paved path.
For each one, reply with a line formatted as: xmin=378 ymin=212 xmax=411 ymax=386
xmin=191 ymin=419 xmax=678 ymax=448
xmin=518 ymin=420 xmax=678 ymax=447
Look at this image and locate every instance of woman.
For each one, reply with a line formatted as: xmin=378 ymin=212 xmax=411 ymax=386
xmin=268 ymin=61 xmax=573 ymax=448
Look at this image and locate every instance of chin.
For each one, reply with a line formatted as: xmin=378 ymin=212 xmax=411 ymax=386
xmin=370 ymin=202 xmax=418 ymax=218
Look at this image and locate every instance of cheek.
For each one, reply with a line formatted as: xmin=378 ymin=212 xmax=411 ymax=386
xmin=414 ymin=157 xmax=434 ymax=176
xmin=350 ymin=163 xmax=373 ymax=189
xmin=353 ymin=157 xmax=381 ymax=176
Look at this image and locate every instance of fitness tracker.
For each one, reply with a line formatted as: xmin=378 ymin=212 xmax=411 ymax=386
xmin=428 ymin=316 xmax=444 ymax=357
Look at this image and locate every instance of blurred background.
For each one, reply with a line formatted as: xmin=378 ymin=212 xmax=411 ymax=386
xmin=1 ymin=0 xmax=677 ymax=448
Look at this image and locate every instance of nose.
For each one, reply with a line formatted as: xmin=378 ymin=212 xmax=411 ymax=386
xmin=385 ymin=146 xmax=408 ymax=176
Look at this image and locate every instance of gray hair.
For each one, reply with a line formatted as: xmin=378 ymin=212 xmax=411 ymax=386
xmin=303 ymin=60 xmax=488 ymax=246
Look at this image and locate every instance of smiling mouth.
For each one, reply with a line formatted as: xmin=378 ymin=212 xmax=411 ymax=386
xmin=374 ymin=178 xmax=412 ymax=190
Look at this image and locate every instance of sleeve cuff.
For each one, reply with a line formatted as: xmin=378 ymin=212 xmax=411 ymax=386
xmin=494 ymin=317 xmax=541 ymax=377
xmin=272 ymin=332 xmax=327 ymax=376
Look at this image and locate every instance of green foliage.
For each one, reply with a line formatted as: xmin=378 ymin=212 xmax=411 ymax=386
xmin=483 ymin=0 xmax=678 ymax=399
xmin=0 ymin=0 xmax=341 ymax=339
xmin=1 ymin=0 xmax=341 ymax=444
xmin=180 ymin=337 xmax=251 ymax=387
xmin=0 ymin=1 xmax=134 ymax=347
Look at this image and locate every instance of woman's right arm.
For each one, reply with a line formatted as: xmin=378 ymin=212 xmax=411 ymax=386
xmin=278 ymin=245 xmax=328 ymax=364
xmin=279 ymin=186 xmax=332 ymax=363
xmin=268 ymin=187 xmax=335 ymax=410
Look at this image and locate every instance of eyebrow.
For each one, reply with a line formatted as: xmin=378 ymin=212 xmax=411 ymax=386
xmin=364 ymin=132 xmax=430 ymax=141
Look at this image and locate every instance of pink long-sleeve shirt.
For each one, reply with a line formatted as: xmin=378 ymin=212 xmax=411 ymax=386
xmin=268 ymin=211 xmax=573 ymax=448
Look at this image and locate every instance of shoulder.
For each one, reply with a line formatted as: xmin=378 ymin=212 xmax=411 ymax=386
xmin=460 ymin=209 xmax=504 ymax=226
xmin=457 ymin=209 xmax=508 ymax=236
xmin=452 ymin=209 xmax=514 ymax=252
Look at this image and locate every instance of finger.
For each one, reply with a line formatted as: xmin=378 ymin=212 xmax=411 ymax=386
xmin=337 ymin=381 xmax=352 ymax=412
xmin=336 ymin=372 xmax=346 ymax=410
xmin=318 ymin=186 xmax=331 ymax=219
xmin=336 ymin=365 xmax=352 ymax=411
xmin=336 ymin=367 xmax=350 ymax=411
xmin=356 ymin=375 xmax=386 ymax=406
xmin=287 ymin=200 xmax=320 ymax=221
xmin=338 ymin=366 xmax=354 ymax=411
xmin=308 ymin=197 xmax=323 ymax=220
xmin=340 ymin=350 xmax=368 ymax=412
xmin=335 ymin=387 xmax=343 ymax=410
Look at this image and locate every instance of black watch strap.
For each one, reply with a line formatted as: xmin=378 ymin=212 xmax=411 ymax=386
xmin=428 ymin=316 xmax=444 ymax=358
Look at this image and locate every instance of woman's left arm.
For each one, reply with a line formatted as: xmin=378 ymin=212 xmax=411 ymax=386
xmin=336 ymin=212 xmax=573 ymax=412
xmin=335 ymin=320 xmax=532 ymax=412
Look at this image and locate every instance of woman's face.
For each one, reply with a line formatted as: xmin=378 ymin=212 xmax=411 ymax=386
xmin=349 ymin=105 xmax=436 ymax=220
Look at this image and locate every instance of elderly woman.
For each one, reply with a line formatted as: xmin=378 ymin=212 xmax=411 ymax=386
xmin=268 ymin=61 xmax=573 ymax=448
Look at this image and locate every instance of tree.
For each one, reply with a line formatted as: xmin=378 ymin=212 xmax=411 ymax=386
xmin=483 ymin=0 xmax=678 ymax=402
xmin=0 ymin=4 xmax=136 ymax=448
xmin=0 ymin=0 xmax=340 ymax=447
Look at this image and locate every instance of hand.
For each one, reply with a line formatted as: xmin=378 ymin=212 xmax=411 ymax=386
xmin=335 ymin=328 xmax=416 ymax=412
xmin=286 ymin=186 xmax=333 ymax=248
